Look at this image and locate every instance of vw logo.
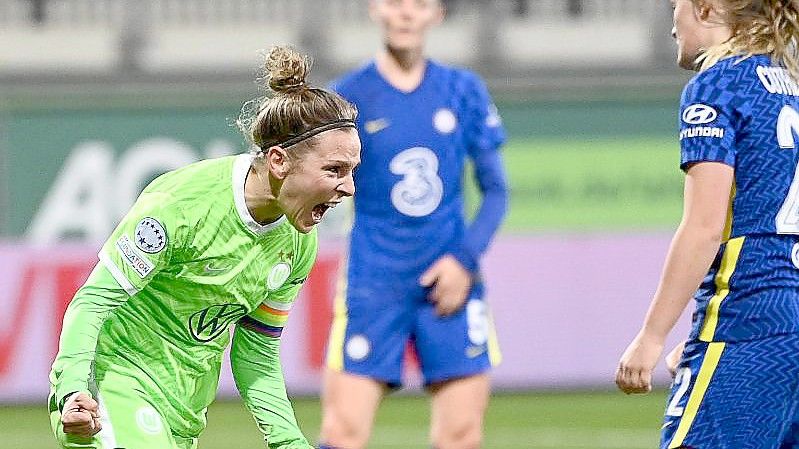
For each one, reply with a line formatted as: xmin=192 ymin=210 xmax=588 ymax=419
xmin=682 ymin=104 xmax=718 ymax=125
xmin=188 ymin=304 xmax=247 ymax=342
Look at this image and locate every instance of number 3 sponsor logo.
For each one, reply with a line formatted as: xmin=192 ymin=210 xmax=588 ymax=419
xmin=389 ymin=147 xmax=443 ymax=217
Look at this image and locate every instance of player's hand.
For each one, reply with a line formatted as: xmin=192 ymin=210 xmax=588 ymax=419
xmin=61 ymin=392 xmax=102 ymax=438
xmin=615 ymin=332 xmax=665 ymax=395
xmin=419 ymin=255 xmax=473 ymax=316
xmin=665 ymin=340 xmax=686 ymax=378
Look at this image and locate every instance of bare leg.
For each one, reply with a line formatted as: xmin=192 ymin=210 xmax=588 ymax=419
xmin=429 ymin=373 xmax=490 ymax=449
xmin=319 ymin=369 xmax=388 ymax=449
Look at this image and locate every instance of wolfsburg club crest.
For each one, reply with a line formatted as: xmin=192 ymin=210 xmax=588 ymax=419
xmin=267 ymin=262 xmax=292 ymax=290
xmin=188 ymin=304 xmax=247 ymax=342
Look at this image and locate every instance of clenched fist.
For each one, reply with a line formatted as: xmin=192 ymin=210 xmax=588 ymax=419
xmin=61 ymin=392 xmax=102 ymax=438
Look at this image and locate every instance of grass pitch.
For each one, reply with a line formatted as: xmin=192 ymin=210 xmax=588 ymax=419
xmin=3 ymin=389 xmax=668 ymax=449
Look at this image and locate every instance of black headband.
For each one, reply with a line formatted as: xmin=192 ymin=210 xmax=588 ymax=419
xmin=271 ymin=119 xmax=357 ymax=149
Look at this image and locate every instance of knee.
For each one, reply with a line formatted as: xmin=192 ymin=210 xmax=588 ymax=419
xmin=319 ymin=409 xmax=370 ymax=449
xmin=430 ymin=419 xmax=483 ymax=449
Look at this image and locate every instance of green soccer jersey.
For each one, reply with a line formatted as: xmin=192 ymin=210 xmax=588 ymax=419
xmin=49 ymin=154 xmax=317 ymax=447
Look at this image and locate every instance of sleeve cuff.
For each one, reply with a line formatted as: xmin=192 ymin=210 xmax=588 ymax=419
xmin=450 ymin=246 xmax=479 ymax=273
xmin=679 ymin=157 xmax=735 ymax=172
xmin=57 ymin=389 xmax=92 ymax=412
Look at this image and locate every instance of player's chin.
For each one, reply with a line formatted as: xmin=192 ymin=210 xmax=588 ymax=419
xmin=387 ymin=35 xmax=423 ymax=52
xmin=676 ymin=50 xmax=698 ymax=71
xmin=289 ymin=219 xmax=315 ymax=234
xmin=289 ymin=209 xmax=324 ymax=234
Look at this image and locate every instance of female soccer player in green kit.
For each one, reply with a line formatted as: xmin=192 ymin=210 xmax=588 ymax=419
xmin=48 ymin=45 xmax=360 ymax=449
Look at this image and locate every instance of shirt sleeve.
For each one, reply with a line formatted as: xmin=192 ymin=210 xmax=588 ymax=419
xmin=463 ymin=72 xmax=507 ymax=156
xmin=231 ymin=232 xmax=318 ymax=448
xmin=451 ymin=73 xmax=509 ymax=272
xmin=230 ymin=326 xmax=313 ymax=449
xmin=98 ymin=191 xmax=183 ymax=294
xmin=679 ymin=67 xmax=742 ymax=171
xmin=49 ymin=263 xmax=129 ymax=405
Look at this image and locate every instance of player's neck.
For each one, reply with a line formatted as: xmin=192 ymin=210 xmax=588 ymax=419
xmin=244 ymin=166 xmax=283 ymax=225
xmin=376 ymin=47 xmax=426 ymax=93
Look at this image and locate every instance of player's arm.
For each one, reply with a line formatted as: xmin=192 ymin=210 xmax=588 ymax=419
xmin=231 ymin=327 xmax=312 ymax=449
xmin=451 ymin=73 xmax=509 ymax=273
xmin=617 ymin=67 xmax=741 ymax=394
xmin=50 ymin=263 xmax=129 ymax=436
xmin=51 ymin=264 xmax=129 ymax=400
xmin=454 ymin=146 xmax=509 ymax=271
xmin=616 ymin=162 xmax=733 ymax=394
xmin=231 ymin=233 xmax=317 ymax=448
xmin=421 ymin=74 xmax=508 ymax=316
xmin=51 ymin=191 xmax=178 ymax=432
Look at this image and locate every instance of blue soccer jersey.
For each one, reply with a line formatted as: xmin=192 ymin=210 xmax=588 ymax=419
xmin=326 ymin=60 xmax=507 ymax=384
xmin=680 ymin=54 xmax=799 ymax=342
xmin=332 ymin=60 xmax=506 ymax=288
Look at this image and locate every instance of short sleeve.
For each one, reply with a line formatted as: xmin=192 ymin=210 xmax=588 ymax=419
xmin=98 ymin=191 xmax=183 ymax=295
xmin=239 ymin=230 xmax=318 ymax=338
xmin=462 ymin=71 xmax=506 ymax=157
xmin=679 ymin=67 xmax=741 ymax=171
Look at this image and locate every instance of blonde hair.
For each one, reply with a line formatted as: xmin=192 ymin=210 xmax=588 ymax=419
xmin=696 ymin=0 xmax=799 ymax=79
xmin=237 ymin=45 xmax=357 ymax=157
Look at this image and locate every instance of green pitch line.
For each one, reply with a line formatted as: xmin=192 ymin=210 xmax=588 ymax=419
xmin=0 ymin=390 xmax=668 ymax=449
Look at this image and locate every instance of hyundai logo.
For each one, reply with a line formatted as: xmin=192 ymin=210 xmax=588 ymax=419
xmin=682 ymin=104 xmax=718 ymax=125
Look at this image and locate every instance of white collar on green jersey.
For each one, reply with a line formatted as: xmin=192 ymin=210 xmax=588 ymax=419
xmin=233 ymin=154 xmax=287 ymax=235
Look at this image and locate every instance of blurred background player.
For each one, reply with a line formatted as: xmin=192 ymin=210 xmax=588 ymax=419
xmin=616 ymin=0 xmax=799 ymax=447
xmin=48 ymin=45 xmax=360 ymax=449
xmin=319 ymin=1 xmax=508 ymax=448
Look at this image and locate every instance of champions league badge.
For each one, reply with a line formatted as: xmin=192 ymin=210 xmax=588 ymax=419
xmin=134 ymin=217 xmax=167 ymax=253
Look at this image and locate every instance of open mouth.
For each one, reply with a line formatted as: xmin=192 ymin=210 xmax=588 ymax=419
xmin=311 ymin=202 xmax=339 ymax=223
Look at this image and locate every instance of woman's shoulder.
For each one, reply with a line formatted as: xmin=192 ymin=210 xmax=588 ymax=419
xmin=331 ymin=60 xmax=378 ymax=95
xmin=428 ymin=59 xmax=483 ymax=83
xmin=686 ymin=54 xmax=766 ymax=90
xmin=427 ymin=60 xmax=491 ymax=103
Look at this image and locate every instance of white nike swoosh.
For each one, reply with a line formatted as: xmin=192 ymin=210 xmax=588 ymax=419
xmin=466 ymin=345 xmax=486 ymax=358
xmin=204 ymin=263 xmax=230 ymax=273
xmin=680 ymin=353 xmax=701 ymax=363
xmin=365 ymin=118 xmax=389 ymax=134
xmin=662 ymin=420 xmax=674 ymax=429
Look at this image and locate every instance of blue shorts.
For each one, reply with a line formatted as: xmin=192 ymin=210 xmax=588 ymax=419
xmin=661 ymin=335 xmax=799 ymax=449
xmin=325 ymin=281 xmax=501 ymax=386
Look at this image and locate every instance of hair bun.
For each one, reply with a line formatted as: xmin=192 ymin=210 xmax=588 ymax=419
xmin=265 ymin=45 xmax=311 ymax=93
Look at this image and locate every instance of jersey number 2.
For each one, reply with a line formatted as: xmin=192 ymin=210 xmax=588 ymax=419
xmin=665 ymin=367 xmax=692 ymax=417
xmin=776 ymin=105 xmax=799 ymax=233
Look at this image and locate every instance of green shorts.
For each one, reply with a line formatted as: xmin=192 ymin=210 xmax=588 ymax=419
xmin=48 ymin=374 xmax=198 ymax=449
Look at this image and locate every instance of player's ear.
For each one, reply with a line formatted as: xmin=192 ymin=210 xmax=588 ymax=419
xmin=694 ymin=0 xmax=715 ymax=22
xmin=265 ymin=145 xmax=290 ymax=180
